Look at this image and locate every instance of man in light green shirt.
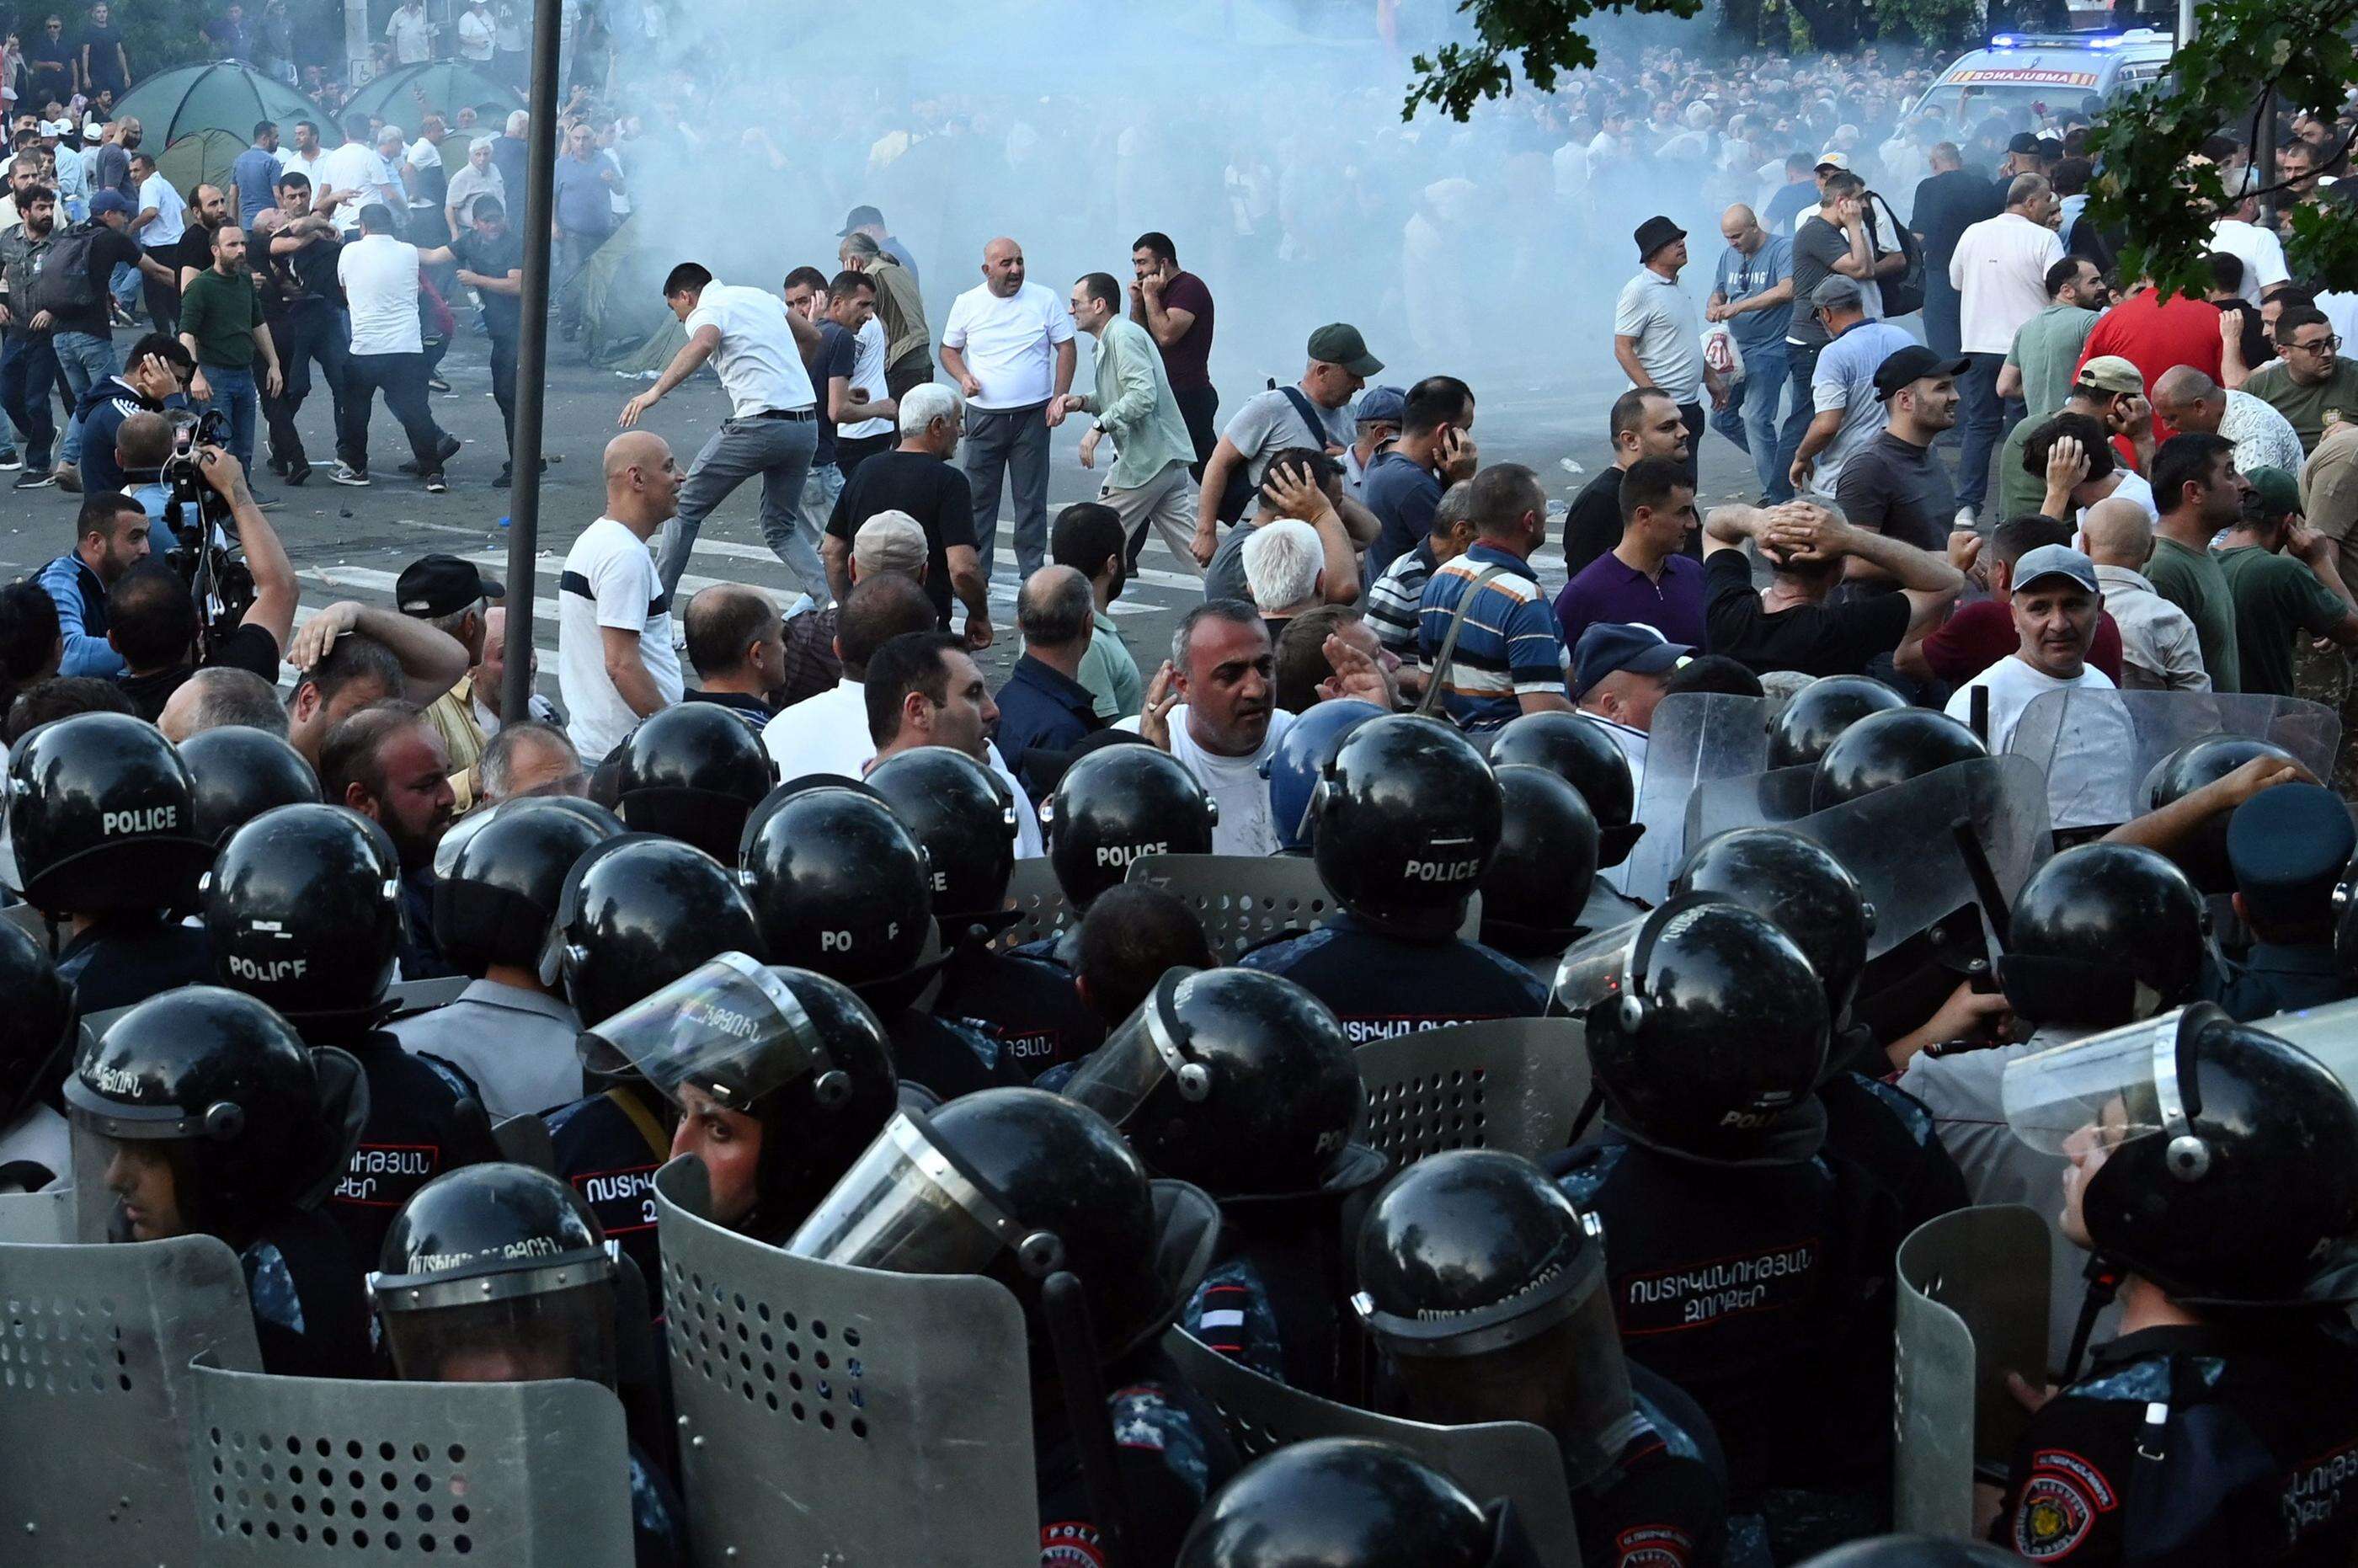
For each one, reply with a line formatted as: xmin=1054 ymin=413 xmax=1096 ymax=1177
xmin=1998 ymin=259 xmax=2106 ymax=420
xmin=1051 ymin=499 xmax=1146 ymax=721
xmin=1060 ymin=270 xmax=1203 ymax=577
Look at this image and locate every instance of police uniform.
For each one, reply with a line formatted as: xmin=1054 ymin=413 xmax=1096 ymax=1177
xmin=1237 ymin=914 xmax=1545 ymax=1045
xmin=545 ymin=1083 xmax=676 ymax=1299
xmin=1182 ymin=1190 xmax=1362 ymax=1399
xmin=2203 ymin=783 xmax=2356 ymax=1021
xmin=241 ymin=1208 xmax=376 ymax=1379
xmin=883 ymin=1005 xmax=1027 ymax=1101
xmin=321 ymin=1032 xmax=499 ymax=1267
xmin=1575 ymin=1365 xmax=1735 ymax=1568
xmin=1993 ymin=1318 xmax=2358 ymax=1565
xmin=55 ymin=915 xmax=213 ymax=1013
xmin=2205 ymin=942 xmax=2346 ymax=1021
xmin=627 ymin=1443 xmax=690 ymax=1568
xmin=1033 ymin=1341 xmax=1242 ymax=1568
xmin=0 ymin=1103 xmax=69 ymax=1192
xmin=398 ymin=868 xmax=461 ymax=981
xmin=933 ymin=941 xmax=1105 ymax=1082
xmin=1819 ymin=1050 xmax=1971 ymax=1238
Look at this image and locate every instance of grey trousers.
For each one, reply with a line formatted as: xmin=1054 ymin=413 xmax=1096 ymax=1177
xmin=656 ymin=414 xmax=823 ymax=603
xmin=962 ymin=400 xmax=1051 ymax=581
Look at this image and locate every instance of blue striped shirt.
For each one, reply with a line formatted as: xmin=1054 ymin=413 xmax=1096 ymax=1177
xmin=1417 ymin=542 xmax=1570 ymax=731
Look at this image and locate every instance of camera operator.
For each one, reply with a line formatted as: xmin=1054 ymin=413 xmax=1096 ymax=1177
xmin=72 ymin=330 xmax=191 ymax=497
xmin=102 ymin=445 xmax=296 ymax=720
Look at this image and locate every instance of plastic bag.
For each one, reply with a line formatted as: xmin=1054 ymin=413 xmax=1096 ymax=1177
xmin=1703 ymin=320 xmax=1746 ymax=385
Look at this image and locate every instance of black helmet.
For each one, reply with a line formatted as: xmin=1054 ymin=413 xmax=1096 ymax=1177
xmin=178 ymin=727 xmax=323 ymax=848
xmin=1064 ymin=966 xmax=1371 ymax=1198
xmin=1674 ymin=827 xmax=1875 ymax=1024
xmin=1811 ymin=707 xmax=1987 ymax=810
xmin=1486 ymin=711 xmax=1640 ymax=867
xmin=1315 ymin=716 xmax=1500 ymax=941
xmin=1479 ymin=765 xmax=1601 ymax=956
xmin=582 ymin=954 xmax=899 ymax=1239
xmin=1558 ymin=897 xmax=1830 ymax=1157
xmin=2138 ymin=736 xmax=2302 ymax=893
xmin=1997 ymin=844 xmax=2206 ymax=1029
xmin=5 ymin=711 xmax=213 ymax=915
xmin=1044 ymin=745 xmax=1217 ymax=907
xmin=203 ymin=803 xmax=402 ymax=1034
xmin=64 ymin=985 xmax=360 ymax=1238
xmin=2336 ymin=851 xmax=2358 ymax=982
xmin=790 ymin=1088 xmax=1204 ymax=1360
xmin=611 ymin=704 xmax=780 ymax=861
xmin=431 ymin=797 xmax=622 ymax=975
xmin=540 ymin=834 xmax=764 ymax=1028
xmin=1794 ymin=1539 xmax=2020 ymax=1567
xmin=0 ymin=918 xmax=77 ymax=1129
xmin=371 ymin=1161 xmax=621 ymax=1387
xmin=2005 ymin=1005 xmax=2358 ymax=1304
xmin=867 ymin=746 xmax=1019 ymax=933
xmin=1768 ymin=675 xmax=1908 ymax=770
xmin=739 ymin=781 xmax=934 ymax=990
xmin=1177 ymin=1437 xmax=1520 ymax=1568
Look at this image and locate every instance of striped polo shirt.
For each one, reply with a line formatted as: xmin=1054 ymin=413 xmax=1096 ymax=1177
xmin=1416 ymin=541 xmax=1571 ymax=731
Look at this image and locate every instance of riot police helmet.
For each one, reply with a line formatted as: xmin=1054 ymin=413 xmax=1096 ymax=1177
xmin=1313 ymin=715 xmax=1500 ymax=941
xmin=739 ymin=780 xmax=935 ymax=991
xmin=0 ymin=919 xmax=77 ymax=1131
xmin=1767 ymin=675 xmax=1908 ymax=770
xmin=539 ymin=834 xmax=763 ymax=1029
xmin=179 ymin=727 xmax=323 ymax=848
xmin=867 ymin=746 xmax=1020 ymax=934
xmin=6 ymin=711 xmax=214 ymax=915
xmin=2137 ymin=734 xmax=2303 ymax=893
xmin=610 ymin=703 xmax=780 ymax=861
xmin=1674 ymin=826 xmax=1875 ymax=1024
xmin=1811 ymin=707 xmax=1987 ymax=810
xmin=1044 ymin=744 xmax=1217 ymax=908
xmin=1478 ymin=765 xmax=1601 ymax=957
xmin=1263 ymin=700 xmax=1384 ymax=853
xmin=1176 ymin=1437 xmax=1524 ymax=1568
xmin=203 ymin=803 xmax=402 ymax=1035
xmin=1996 ymin=844 xmax=2207 ymax=1029
xmin=431 ymin=797 xmax=622 ymax=976
xmin=1485 ymin=711 xmax=1641 ymax=867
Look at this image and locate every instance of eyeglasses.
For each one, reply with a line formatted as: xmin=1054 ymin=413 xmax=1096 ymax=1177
xmin=2291 ymin=336 xmax=2342 ymax=355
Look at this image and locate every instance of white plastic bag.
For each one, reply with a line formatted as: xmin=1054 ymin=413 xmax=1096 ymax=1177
xmin=1702 ymin=321 xmax=1746 ymax=385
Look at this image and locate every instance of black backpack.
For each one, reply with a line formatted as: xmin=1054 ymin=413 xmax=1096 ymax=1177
xmin=1865 ymin=192 xmax=1926 ymax=320
xmin=1215 ymin=383 xmax=1329 ymax=525
xmin=29 ymin=221 xmax=104 ymax=315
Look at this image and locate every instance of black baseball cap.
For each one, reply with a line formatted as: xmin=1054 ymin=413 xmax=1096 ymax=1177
xmin=837 ymin=205 xmax=883 ymax=236
xmin=1873 ymin=344 xmax=1971 ymax=401
xmin=396 ymin=553 xmax=505 ymax=618
xmin=2007 ymin=131 xmax=2042 ymax=155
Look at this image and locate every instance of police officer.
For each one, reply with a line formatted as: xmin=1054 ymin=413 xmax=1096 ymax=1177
xmin=1036 ymin=743 xmax=1219 ymax=963
xmin=1764 ymin=675 xmax=1907 ymax=770
xmin=870 ymin=745 xmax=1102 ymax=1080
xmin=179 ymin=725 xmax=323 ymax=847
xmin=2203 ymin=783 xmax=2353 ymax=1019
xmin=1241 ymin=716 xmax=1544 ymax=1042
xmin=580 ymin=952 xmax=898 ymax=1243
xmin=536 ymin=835 xmax=763 ymax=1288
xmin=789 ymin=1088 xmax=1241 ymax=1568
xmin=1486 ymin=710 xmax=1646 ymax=931
xmin=1811 ymin=707 xmax=1987 ymax=809
xmin=739 ymin=779 xmax=1022 ymax=1099
xmin=609 ymin=701 xmax=780 ymax=863
xmin=65 ymin=985 xmax=372 ymax=1376
xmin=1993 ymin=1005 xmax=2358 ymax=1565
xmin=0 ymin=920 xmax=78 ymax=1192
xmin=1354 ymin=1149 xmax=1732 ymax=1568
xmin=1177 ymin=1437 xmax=1544 ymax=1568
xmin=204 ymin=803 xmax=500 ymax=1267
xmin=371 ymin=1163 xmax=688 ymax=1565
xmin=1262 ymin=699 xmax=1384 ymax=855
xmin=1479 ymin=764 xmax=1602 ymax=974
xmin=1550 ymin=897 xmax=1902 ymax=1557
xmin=1065 ymin=965 xmax=1383 ymax=1397
xmin=6 ymin=711 xmax=216 ymax=1010
xmin=2136 ymin=734 xmax=2304 ymax=894
xmin=1674 ymin=827 xmax=1969 ymax=1236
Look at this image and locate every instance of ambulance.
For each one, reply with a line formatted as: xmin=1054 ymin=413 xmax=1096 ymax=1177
xmin=1914 ymin=28 xmax=2176 ymax=128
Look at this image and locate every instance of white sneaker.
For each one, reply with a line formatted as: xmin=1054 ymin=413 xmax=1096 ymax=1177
xmin=332 ymin=462 xmax=371 ymax=487
xmin=1953 ymin=505 xmax=1978 ymax=531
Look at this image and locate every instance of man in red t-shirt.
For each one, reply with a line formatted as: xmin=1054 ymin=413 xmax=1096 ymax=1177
xmin=1901 ymin=514 xmax=2124 ymax=689
xmin=2078 ymin=279 xmax=2226 ymax=442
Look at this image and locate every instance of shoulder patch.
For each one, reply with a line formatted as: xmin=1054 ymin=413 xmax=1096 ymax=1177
xmin=2013 ymin=1448 xmax=2118 ymax=1561
xmin=1613 ymin=1523 xmax=1695 ymax=1566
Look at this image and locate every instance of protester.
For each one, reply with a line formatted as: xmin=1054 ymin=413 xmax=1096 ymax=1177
xmin=1130 ymin=600 xmax=1296 ymax=854
xmin=822 ymin=383 xmax=990 ymax=641
xmin=1702 ymin=498 xmax=1962 ymax=676
xmin=1614 ymin=215 xmax=1720 ymax=459
xmin=1554 ymin=455 xmax=1703 ymax=652
xmin=1061 ymin=269 xmax=1200 ymax=576
xmin=2145 ymin=432 xmax=2249 ymax=692
xmin=1128 ymin=231 xmax=1216 ymax=471
xmin=1564 ymin=386 xmax=1693 ymax=575
xmin=994 ymin=564 xmax=1104 ymax=796
xmin=1416 ymin=462 xmax=1572 ymax=729
xmin=1362 ymin=375 xmax=1476 ymax=579
xmin=1950 ymin=174 xmax=2062 ymax=526
xmin=938 ymin=236 xmax=1075 ymax=581
xmin=417 ymin=195 xmax=525 ymax=482
xmin=680 ymin=584 xmax=786 ymax=733
xmin=174 ymin=221 xmax=280 ymax=477
xmin=1833 ymin=343 xmax=1966 ymax=552
xmin=2215 ymin=467 xmax=2358 ymax=696
xmin=560 ymin=431 xmax=685 ymax=764
xmin=1913 ymin=140 xmax=2002 ymax=359
xmin=1192 ymin=323 xmax=1384 ymax=559
xmin=1705 ymin=202 xmax=1798 ymax=504
xmin=2238 ymin=307 xmax=2358 ymax=454
xmin=1996 ymin=355 xmax=2151 ymax=525
xmin=2149 ymin=364 xmax=2304 ymax=482
xmin=1788 ymin=275 xmax=1912 ymax=498
xmin=1998 ymin=256 xmax=2107 ymax=424
xmin=336 ymin=203 xmax=458 ymax=490
xmin=2080 ymin=497 xmax=2211 ymax=690
xmin=1049 ymin=501 xmax=1144 ymax=723
xmin=1940 ymin=543 xmax=2115 ymax=749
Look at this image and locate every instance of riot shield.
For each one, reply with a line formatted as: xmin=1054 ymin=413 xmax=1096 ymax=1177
xmin=2 ymin=900 xmax=45 ymax=939
xmin=383 ymin=976 xmax=472 ymax=1019
xmin=0 ymin=1185 xmax=72 ymax=1243
xmin=186 ymin=1357 xmax=633 ymax=1566
xmin=1122 ymin=854 xmax=1484 ymax=963
xmin=1621 ymin=693 xmax=1771 ymax=905
xmin=1164 ymin=1326 xmax=1582 ymax=1568
xmin=2254 ymin=997 xmax=2358 ymax=1096
xmin=0 ymin=1235 xmax=262 ymax=1566
xmin=1681 ymin=762 xmax=1821 ymax=851
xmin=654 ymin=1156 xmax=1041 ymax=1566
xmin=1354 ymin=1019 xmax=1591 ymax=1167
xmin=2006 ymin=690 xmax=2342 ymax=831
xmin=1892 ymin=1205 xmax=2057 ymax=1539
xmin=992 ymin=856 xmax=1070 ymax=953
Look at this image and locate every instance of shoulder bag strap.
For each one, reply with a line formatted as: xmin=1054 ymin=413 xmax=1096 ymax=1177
xmin=1414 ymin=562 xmax=1512 ymax=719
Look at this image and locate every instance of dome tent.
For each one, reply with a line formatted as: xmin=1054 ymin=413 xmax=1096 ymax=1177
xmin=110 ymin=61 xmax=315 ymax=147
xmin=341 ymin=62 xmax=522 ymax=133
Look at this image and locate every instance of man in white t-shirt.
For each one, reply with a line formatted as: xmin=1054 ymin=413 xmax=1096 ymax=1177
xmin=386 ymin=0 xmax=433 ymax=65
xmin=1121 ymin=602 xmax=1297 ymax=856
xmin=1944 ymin=542 xmax=2134 ymax=828
xmin=456 ymin=0 xmax=497 ymax=61
xmin=2209 ymin=181 xmax=2290 ymax=308
xmin=624 ymin=261 xmax=826 ymax=605
xmin=333 ymin=204 xmax=460 ymax=489
xmin=317 ymin=114 xmax=401 ymax=234
xmin=938 ymin=236 xmax=1077 ymax=581
xmin=1950 ymin=173 xmax=2063 ymax=526
xmin=280 ymin=117 xmax=332 ymax=189
xmin=560 ymin=431 xmax=686 ymax=763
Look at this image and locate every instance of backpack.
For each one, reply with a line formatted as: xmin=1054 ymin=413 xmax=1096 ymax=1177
xmin=1215 ymin=383 xmax=1329 ymax=525
xmin=1865 ymin=192 xmax=1926 ymax=320
xmin=29 ymin=221 xmax=104 ymax=315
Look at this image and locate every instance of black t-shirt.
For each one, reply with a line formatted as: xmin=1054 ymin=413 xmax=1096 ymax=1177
xmin=449 ymin=226 xmax=524 ymax=337
xmin=1788 ymin=216 xmax=1854 ymax=349
xmin=171 ymin=222 xmax=217 ymax=278
xmin=813 ymin=319 xmax=856 ymax=466
xmin=115 ymin=622 xmax=283 ymax=721
xmin=1911 ymin=168 xmax=2003 ymax=271
xmin=267 ymin=228 xmax=344 ymax=316
xmin=2217 ymin=298 xmax=2273 ymax=376
xmin=1702 ymin=549 xmax=1910 ymax=677
xmin=1561 ymin=465 xmax=1626 ymax=579
xmin=51 ymin=222 xmax=144 ymax=339
xmin=825 ymin=448 xmax=977 ymax=627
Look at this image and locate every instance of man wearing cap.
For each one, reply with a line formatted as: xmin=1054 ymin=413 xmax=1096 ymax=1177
xmin=2151 ymin=365 xmax=2303 ymax=484
xmin=1911 ymin=141 xmax=2003 ymax=360
xmin=1706 ymin=203 xmax=1798 ymax=505
xmin=837 ymin=204 xmax=915 ymax=282
xmin=1555 ymin=455 xmax=1703 ymax=653
xmin=1998 ymin=357 xmax=2152 ymax=525
xmin=1614 ymin=215 xmax=1721 ymax=465
xmin=1833 ymin=342 xmax=1967 ymax=555
xmin=1905 ymin=512 xmax=2130 ymax=691
xmin=938 ymin=236 xmax=1076 ymax=583
xmin=837 ymin=230 xmax=928 ymax=401
xmin=1192 ymin=322 xmax=1385 ymax=560
xmin=2200 ymin=784 xmax=2355 ymax=1018
xmin=1950 ymin=175 xmax=2063 ymax=528
xmin=1339 ymin=384 xmax=1403 ymax=503
xmin=1570 ymin=621 xmax=1693 ymax=781
xmin=397 ymin=552 xmax=503 ymax=813
xmin=1789 ymin=275 xmax=1913 ymax=498
xmin=2215 ymin=466 xmax=2358 ymax=697
xmin=1783 ymin=170 xmax=1902 ymax=487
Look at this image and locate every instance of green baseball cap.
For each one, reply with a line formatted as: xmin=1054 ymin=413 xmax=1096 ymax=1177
xmin=2248 ymin=466 xmax=2302 ymax=520
xmin=1306 ymin=323 xmax=1384 ymax=377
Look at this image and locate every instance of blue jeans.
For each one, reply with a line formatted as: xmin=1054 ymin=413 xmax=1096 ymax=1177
xmin=1957 ymin=353 xmax=2023 ymax=514
xmin=53 ymin=330 xmax=119 ymax=467
xmin=1708 ymin=338 xmax=1794 ymax=504
xmin=0 ymin=332 xmax=58 ymax=467
xmin=200 ymin=364 xmax=259 ymax=472
xmin=109 ymin=259 xmax=139 ymax=314
xmin=1775 ymin=339 xmax=1824 ymax=499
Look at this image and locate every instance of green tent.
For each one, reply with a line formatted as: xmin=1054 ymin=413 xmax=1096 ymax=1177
xmin=573 ymin=213 xmax=687 ymax=375
xmin=111 ymin=62 xmax=316 ymax=147
xmin=156 ymin=128 xmax=246 ymax=201
xmin=343 ymin=62 xmax=522 ymax=132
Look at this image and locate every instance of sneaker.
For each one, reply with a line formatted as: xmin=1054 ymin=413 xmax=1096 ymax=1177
xmin=397 ymin=458 xmax=424 ymax=476
xmin=493 ymin=464 xmax=511 ymax=488
xmin=267 ymin=455 xmax=288 ymax=477
xmin=13 ymin=469 xmax=55 ymax=490
xmin=332 ymin=462 xmax=371 ymax=487
xmin=1953 ymin=504 xmax=1978 ymax=531
xmin=426 ymin=374 xmax=452 ymax=393
xmin=0 ymin=448 xmax=20 ymax=472
xmin=286 ymin=460 xmax=312 ymax=488
xmin=52 ymin=463 xmax=79 ymax=493
xmin=424 ymin=472 xmax=447 ymax=494
xmin=434 ymin=433 xmax=462 ymax=467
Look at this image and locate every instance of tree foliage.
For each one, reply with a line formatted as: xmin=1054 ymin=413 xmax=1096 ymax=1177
xmin=1401 ymin=0 xmax=1704 ymax=124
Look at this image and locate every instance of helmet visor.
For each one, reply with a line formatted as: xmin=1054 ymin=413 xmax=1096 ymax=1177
xmin=1354 ymin=1212 xmax=1607 ymax=1360
xmin=67 ymin=1112 xmax=197 ymax=1244
xmin=1061 ymin=968 xmax=1201 ymax=1129
xmin=578 ymin=952 xmax=834 ymax=1112
xmin=1550 ymin=915 xmax=1646 ymax=1021
xmin=2001 ymin=1011 xmax=2187 ymax=1156
xmin=785 ymin=1111 xmax=1029 ymax=1278
xmin=378 ymin=1279 xmax=618 ymax=1389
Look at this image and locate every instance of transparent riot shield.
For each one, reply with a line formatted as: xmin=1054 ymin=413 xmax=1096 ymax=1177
xmin=0 ymin=1234 xmax=262 ymax=1566
xmin=2 ymin=900 xmax=45 ymax=940
xmin=185 ymin=1357 xmax=633 ymax=1566
xmin=0 ymin=1186 xmax=72 ymax=1242
xmin=1893 ymin=1205 xmax=2057 ymax=1538
xmin=654 ymin=1156 xmax=1041 ymax=1566
xmin=1164 ymin=1326 xmax=1583 ymax=1568
xmin=1354 ymin=1019 xmax=1591 ymax=1168
xmin=993 ymin=856 xmax=1070 ymax=953
xmin=2006 ymin=690 xmax=2342 ymax=832
xmin=1622 ymin=693 xmax=1772 ymax=906
xmin=1681 ymin=763 xmax=1822 ymax=853
xmin=2248 ymin=997 xmax=2358 ymax=1097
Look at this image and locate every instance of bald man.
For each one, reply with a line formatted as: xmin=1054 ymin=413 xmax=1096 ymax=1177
xmin=681 ymin=583 xmax=786 ymax=731
xmin=938 ymin=236 xmax=1078 ymax=580
xmin=1705 ymin=203 xmax=1800 ymax=504
xmin=2150 ymin=364 xmax=2306 ymax=483
xmin=2083 ymin=496 xmax=2210 ymax=691
xmin=557 ymin=432 xmax=686 ymax=763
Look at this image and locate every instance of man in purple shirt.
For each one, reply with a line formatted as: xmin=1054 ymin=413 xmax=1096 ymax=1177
xmin=1552 ymin=456 xmax=1705 ymax=652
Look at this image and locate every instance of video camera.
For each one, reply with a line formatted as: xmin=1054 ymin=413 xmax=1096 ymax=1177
xmin=159 ymin=410 xmax=258 ymax=663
